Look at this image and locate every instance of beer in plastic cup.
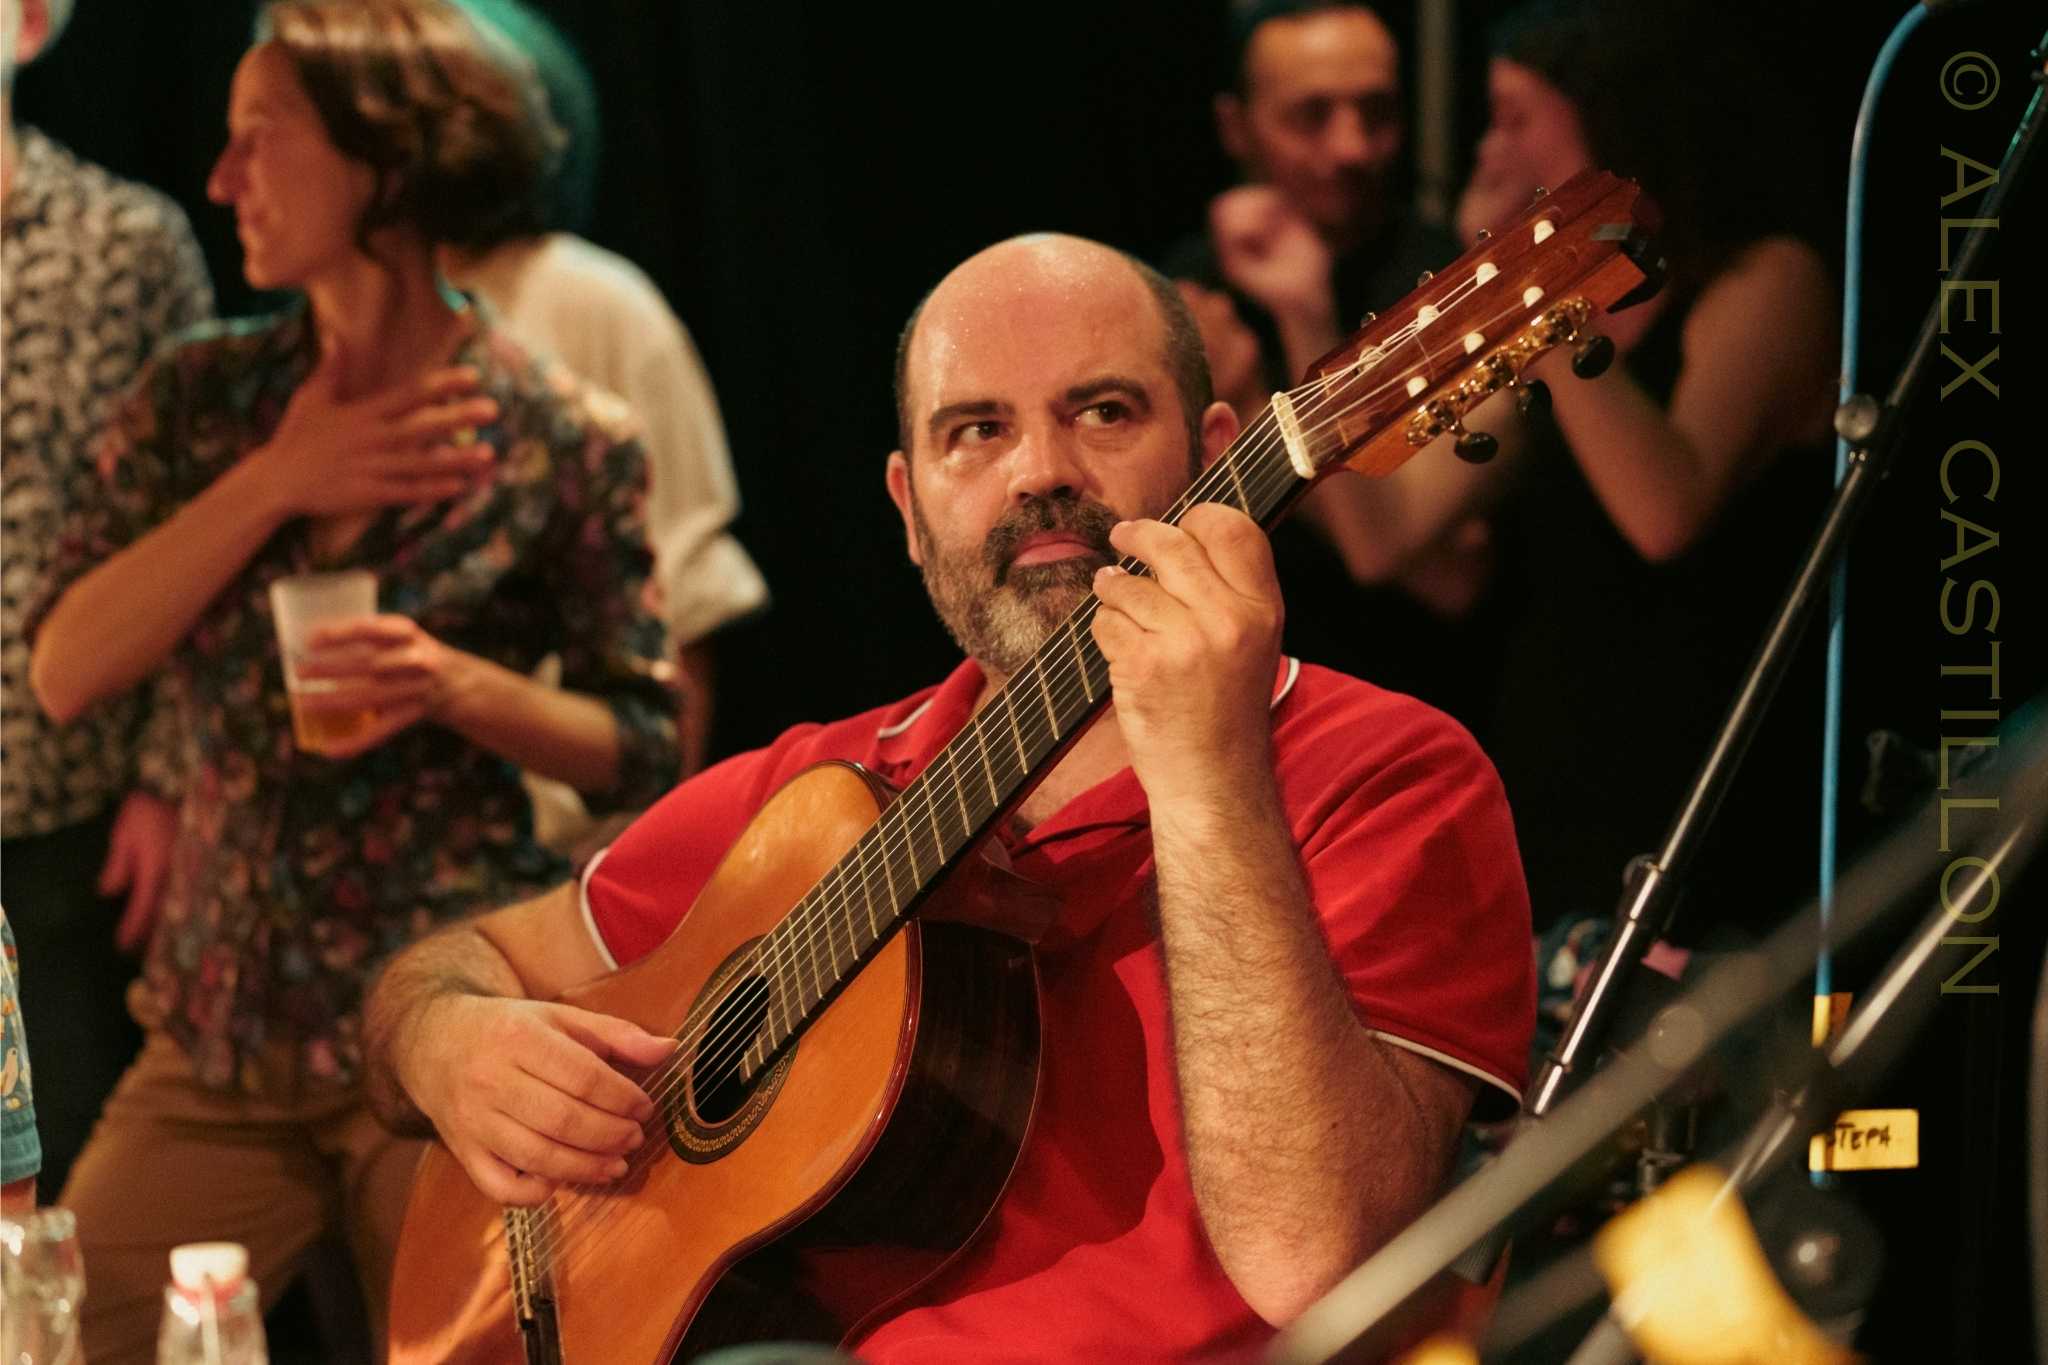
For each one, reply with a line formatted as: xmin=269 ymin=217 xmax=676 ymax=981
xmin=269 ymin=570 xmax=378 ymax=755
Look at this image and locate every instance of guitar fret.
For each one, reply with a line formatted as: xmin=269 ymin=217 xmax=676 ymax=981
xmin=820 ymin=885 xmax=846 ymax=982
xmin=807 ymin=907 xmax=832 ymax=1004
xmin=899 ymin=807 xmax=924 ymax=882
xmin=974 ymin=721 xmax=1001 ymax=803
xmin=924 ymin=783 xmax=948 ymax=865
xmin=1005 ymin=696 xmax=1030 ymax=770
xmin=765 ymin=960 xmax=792 ymax=1054
xmin=1067 ymin=622 xmax=1095 ymax=702
xmin=855 ymin=835 xmax=883 ymax=940
xmin=1222 ymin=451 xmax=1251 ymax=512
xmin=947 ymin=746 xmax=976 ymax=836
xmin=1033 ymin=662 xmax=1060 ymax=732
xmin=795 ymin=910 xmax=822 ymax=1009
xmin=877 ymin=827 xmax=904 ymax=916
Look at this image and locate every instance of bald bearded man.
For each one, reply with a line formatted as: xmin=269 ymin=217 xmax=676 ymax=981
xmin=363 ymin=234 xmax=1533 ymax=1360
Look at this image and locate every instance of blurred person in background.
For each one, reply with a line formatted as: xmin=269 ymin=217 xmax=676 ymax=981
xmin=1165 ymin=0 xmax=1494 ymax=731
xmin=1368 ymin=0 xmax=1838 ymax=943
xmin=443 ymin=0 xmax=768 ymax=836
xmin=1 ymin=0 xmax=214 ymax=1202
xmin=27 ymin=2 xmax=678 ymax=1357
xmin=1166 ymin=0 xmax=1453 ymax=410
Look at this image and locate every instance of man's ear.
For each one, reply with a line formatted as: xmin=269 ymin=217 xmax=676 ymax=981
xmin=885 ymin=450 xmax=924 ymax=568
xmin=1196 ymin=400 xmax=1241 ymax=471
xmin=1215 ymin=91 xmax=1252 ymax=171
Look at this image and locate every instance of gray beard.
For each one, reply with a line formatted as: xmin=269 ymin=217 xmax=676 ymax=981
xmin=912 ymin=492 xmax=1117 ymax=680
xmin=922 ymin=556 xmax=1097 ymax=680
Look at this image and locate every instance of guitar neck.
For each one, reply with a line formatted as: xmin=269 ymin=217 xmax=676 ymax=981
xmin=739 ymin=169 xmax=1654 ymax=1077
xmin=739 ymin=415 xmax=1312 ymax=1079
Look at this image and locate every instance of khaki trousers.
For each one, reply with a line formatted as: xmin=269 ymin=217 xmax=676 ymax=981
xmin=58 ymin=1030 xmax=424 ymax=1364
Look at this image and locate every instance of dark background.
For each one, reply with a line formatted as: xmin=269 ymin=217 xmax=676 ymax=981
xmin=15 ymin=1 xmax=2045 ymax=1360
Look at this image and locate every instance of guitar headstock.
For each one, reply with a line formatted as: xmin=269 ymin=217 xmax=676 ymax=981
xmin=1274 ymin=170 xmax=1658 ymax=480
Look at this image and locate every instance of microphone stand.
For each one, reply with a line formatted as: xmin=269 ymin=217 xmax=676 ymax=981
xmin=1528 ymin=36 xmax=2039 ymax=1118
xmin=1446 ymin=3 xmax=2048 ymax=1299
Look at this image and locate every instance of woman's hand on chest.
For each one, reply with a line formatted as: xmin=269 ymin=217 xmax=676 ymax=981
xmin=249 ymin=355 xmax=500 ymax=520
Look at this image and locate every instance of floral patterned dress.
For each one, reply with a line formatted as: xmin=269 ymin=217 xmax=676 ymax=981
xmin=34 ymin=303 xmax=680 ymax=1092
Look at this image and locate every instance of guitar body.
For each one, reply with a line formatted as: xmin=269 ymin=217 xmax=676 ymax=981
xmin=388 ymin=761 xmax=1042 ymax=1363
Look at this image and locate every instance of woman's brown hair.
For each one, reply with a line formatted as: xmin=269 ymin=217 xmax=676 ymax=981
xmin=257 ymin=0 xmax=561 ymax=251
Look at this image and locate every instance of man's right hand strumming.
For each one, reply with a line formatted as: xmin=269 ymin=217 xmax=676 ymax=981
xmin=364 ymin=883 xmax=673 ymax=1206
xmin=398 ymin=993 xmax=673 ymax=1206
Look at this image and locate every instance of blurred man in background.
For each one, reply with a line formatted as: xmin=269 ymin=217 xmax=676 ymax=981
xmin=1164 ymin=0 xmax=1491 ymax=731
xmin=1166 ymin=0 xmax=1456 ymax=415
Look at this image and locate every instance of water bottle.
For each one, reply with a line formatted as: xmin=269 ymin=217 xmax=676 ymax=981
xmin=155 ymin=1242 xmax=268 ymax=1365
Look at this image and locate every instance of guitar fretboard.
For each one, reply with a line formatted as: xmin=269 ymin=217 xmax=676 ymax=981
xmin=737 ymin=405 xmax=1317 ymax=1080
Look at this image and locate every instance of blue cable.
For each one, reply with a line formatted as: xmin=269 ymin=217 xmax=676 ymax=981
xmin=1816 ymin=2 xmax=1927 ymax=1188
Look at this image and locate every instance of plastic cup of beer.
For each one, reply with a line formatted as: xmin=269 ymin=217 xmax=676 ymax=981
xmin=270 ymin=569 xmax=378 ymax=755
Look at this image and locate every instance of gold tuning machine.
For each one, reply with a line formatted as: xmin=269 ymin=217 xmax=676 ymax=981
xmin=1454 ymin=429 xmax=1499 ymax=464
xmin=1404 ymin=298 xmax=1595 ymax=453
xmin=1572 ymin=333 xmax=1617 ymax=379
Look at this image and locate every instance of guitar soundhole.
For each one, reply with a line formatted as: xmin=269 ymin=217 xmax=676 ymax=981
xmin=669 ymin=942 xmax=795 ymax=1163
xmin=692 ymin=974 xmax=771 ymax=1125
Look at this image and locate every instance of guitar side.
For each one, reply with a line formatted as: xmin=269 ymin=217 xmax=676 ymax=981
xmin=387 ymin=761 xmax=1042 ymax=1364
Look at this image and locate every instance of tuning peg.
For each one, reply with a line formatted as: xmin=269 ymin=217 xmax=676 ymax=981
xmin=1454 ymin=428 xmax=1499 ymax=463
xmin=1571 ymin=335 xmax=1616 ymax=380
xmin=1415 ymin=270 xmax=1434 ymax=286
xmin=1475 ymin=228 xmax=1492 ymax=241
xmin=1532 ymin=186 xmax=1549 ymax=198
xmin=1514 ymin=379 xmax=1551 ymax=418
xmin=1358 ymin=311 xmax=1376 ymax=327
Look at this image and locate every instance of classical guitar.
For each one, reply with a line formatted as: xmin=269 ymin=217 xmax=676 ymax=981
xmin=387 ymin=169 xmax=1658 ymax=1364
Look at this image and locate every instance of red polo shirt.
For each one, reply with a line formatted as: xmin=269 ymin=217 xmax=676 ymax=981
xmin=585 ymin=658 xmax=1534 ymax=1362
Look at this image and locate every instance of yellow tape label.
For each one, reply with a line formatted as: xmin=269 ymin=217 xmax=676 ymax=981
xmin=1808 ymin=1107 xmax=1918 ymax=1171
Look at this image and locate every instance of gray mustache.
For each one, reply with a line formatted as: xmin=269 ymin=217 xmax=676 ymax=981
xmin=985 ymin=495 xmax=1117 ymax=587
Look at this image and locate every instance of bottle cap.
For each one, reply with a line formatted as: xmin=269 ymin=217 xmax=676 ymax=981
xmin=169 ymin=1242 xmax=249 ymax=1294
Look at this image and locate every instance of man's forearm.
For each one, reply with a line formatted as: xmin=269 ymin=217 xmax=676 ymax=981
xmin=363 ymin=923 xmax=526 ymax=1136
xmin=1151 ymin=776 xmax=1458 ymax=1322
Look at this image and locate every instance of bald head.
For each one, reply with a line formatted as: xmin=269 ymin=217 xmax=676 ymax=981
xmin=893 ymin=234 xmax=1211 ymax=460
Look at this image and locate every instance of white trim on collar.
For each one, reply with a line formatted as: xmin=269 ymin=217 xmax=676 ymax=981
xmin=577 ymin=845 xmax=621 ymax=972
xmin=1271 ymin=655 xmax=1301 ymax=709
xmin=876 ymin=698 xmax=934 ymax=741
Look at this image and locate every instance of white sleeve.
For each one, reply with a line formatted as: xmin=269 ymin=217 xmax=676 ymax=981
xmin=624 ymin=313 xmax=770 ymax=647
